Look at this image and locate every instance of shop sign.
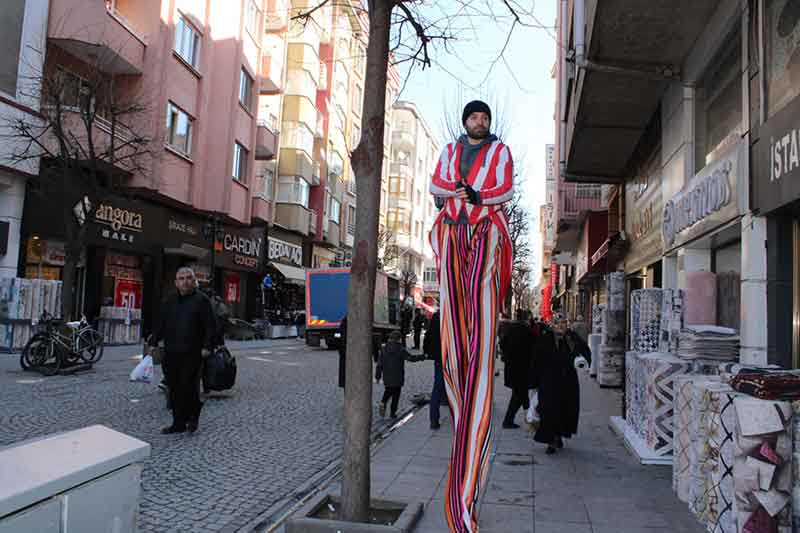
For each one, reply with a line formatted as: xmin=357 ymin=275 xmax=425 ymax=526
xmin=755 ymin=94 xmax=800 ymax=214
xmin=624 ymin=160 xmax=662 ymax=274
xmin=269 ymin=237 xmax=303 ymax=267
xmin=94 ymin=203 xmax=144 ymax=244
xmin=662 ymin=137 xmax=746 ymax=251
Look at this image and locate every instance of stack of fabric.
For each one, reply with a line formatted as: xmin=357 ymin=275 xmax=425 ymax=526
xmin=673 ymin=375 xmax=705 ymax=502
xmin=689 ymin=379 xmax=726 ymax=520
xmin=659 ymin=288 xmax=684 ymax=354
xmin=642 ymin=353 xmax=692 ymax=455
xmin=732 ymin=396 xmax=793 ymax=532
xmin=630 ymin=289 xmax=663 ymax=353
xmin=677 ymin=325 xmax=740 ymax=361
xmin=729 ymin=370 xmax=800 ymax=401
xmin=703 ymin=384 xmax=741 ymax=533
xmin=598 ymin=272 xmax=625 ymax=387
xmin=592 ymin=304 xmax=605 ymax=335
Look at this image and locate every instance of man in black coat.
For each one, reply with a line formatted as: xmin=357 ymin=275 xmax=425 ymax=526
xmin=499 ymin=320 xmax=534 ymax=429
xmin=412 ymin=309 xmax=425 ymax=349
xmin=151 ymin=267 xmax=216 ymax=434
xmin=423 ymin=310 xmax=446 ymax=429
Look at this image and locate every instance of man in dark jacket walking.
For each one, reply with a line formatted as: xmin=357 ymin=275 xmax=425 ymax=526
xmin=499 ymin=320 xmax=534 ymax=429
xmin=377 ymin=331 xmax=408 ymax=418
xmin=424 ymin=311 xmax=446 ymax=429
xmin=150 ymin=267 xmax=216 ymax=434
xmin=412 ymin=309 xmax=425 ymax=350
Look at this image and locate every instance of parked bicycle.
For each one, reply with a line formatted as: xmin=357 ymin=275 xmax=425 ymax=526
xmin=21 ymin=311 xmax=104 ymax=376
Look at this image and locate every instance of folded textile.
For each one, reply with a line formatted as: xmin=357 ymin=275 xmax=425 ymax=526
xmin=730 ymin=371 xmax=800 ymax=401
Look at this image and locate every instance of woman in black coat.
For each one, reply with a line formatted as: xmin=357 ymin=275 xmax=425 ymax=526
xmin=532 ymin=325 xmax=580 ymax=454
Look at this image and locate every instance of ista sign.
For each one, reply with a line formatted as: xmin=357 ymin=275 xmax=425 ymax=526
xmin=755 ymin=94 xmax=800 ymax=214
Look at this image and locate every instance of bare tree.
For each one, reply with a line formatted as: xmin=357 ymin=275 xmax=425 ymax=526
xmin=399 ymin=267 xmax=417 ymax=301
xmin=2 ymin=44 xmax=152 ymax=320
xmin=376 ymin=225 xmax=401 ymax=271
xmin=506 ymin=177 xmax=532 ymax=311
xmin=294 ymin=0 xmax=543 ymax=521
xmin=440 ymin=86 xmax=513 ymax=145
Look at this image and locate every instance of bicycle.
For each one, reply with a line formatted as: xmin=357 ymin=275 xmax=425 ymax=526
xmin=21 ymin=311 xmax=105 ymax=375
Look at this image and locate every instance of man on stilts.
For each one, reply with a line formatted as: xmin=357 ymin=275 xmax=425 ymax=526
xmin=429 ymin=100 xmax=514 ymax=532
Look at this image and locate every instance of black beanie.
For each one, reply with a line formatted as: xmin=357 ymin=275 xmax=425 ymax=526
xmin=462 ymin=100 xmax=492 ymax=125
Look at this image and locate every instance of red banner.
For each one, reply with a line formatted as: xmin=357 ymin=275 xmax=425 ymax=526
xmin=114 ymin=279 xmax=143 ymax=310
xmin=225 ymin=273 xmax=241 ymax=303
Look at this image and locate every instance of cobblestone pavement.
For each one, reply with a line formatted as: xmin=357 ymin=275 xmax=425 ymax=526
xmin=0 ymin=339 xmax=434 ymax=532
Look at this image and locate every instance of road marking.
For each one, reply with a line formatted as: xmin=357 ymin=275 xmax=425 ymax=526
xmin=248 ymin=356 xmax=301 ymax=367
xmin=130 ymin=398 xmax=141 ymax=403
xmin=249 ymin=356 xmax=275 ymax=363
xmin=259 ymin=351 xmax=272 ymax=355
xmin=16 ymin=379 xmax=44 ymax=384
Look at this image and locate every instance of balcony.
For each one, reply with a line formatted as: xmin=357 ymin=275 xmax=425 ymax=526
xmin=558 ymin=184 xmax=603 ymax=223
xmin=287 ymin=21 xmax=321 ymax=57
xmin=48 ymin=0 xmax=146 ymax=75
xmin=392 ymin=129 xmax=414 ymax=151
xmin=311 ymin=163 xmax=321 ymax=186
xmin=324 ymin=220 xmax=340 ymax=248
xmin=252 ymin=196 xmax=272 ymax=224
xmin=347 ymin=178 xmax=356 ymax=196
xmin=260 ymin=35 xmax=285 ymax=94
xmin=265 ymin=0 xmax=289 ymax=32
xmin=309 ymin=210 xmax=318 ymax=234
xmin=255 ymin=121 xmax=279 ymax=160
xmin=389 ymin=193 xmax=411 ymax=210
xmin=564 ymin=0 xmax=722 ymax=181
xmin=389 ymin=162 xmax=412 ymax=180
xmin=280 ymin=121 xmax=315 ymax=159
xmin=274 ymin=202 xmax=310 ymax=236
xmin=278 ymin=147 xmax=314 ymax=182
xmin=285 ymin=68 xmax=318 ymax=103
xmin=314 ymin=115 xmax=325 ymax=139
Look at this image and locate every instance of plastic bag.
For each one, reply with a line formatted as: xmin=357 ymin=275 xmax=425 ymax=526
xmin=525 ymin=391 xmax=540 ymax=425
xmin=574 ymin=355 xmax=589 ymax=370
xmin=130 ymin=355 xmax=154 ymax=383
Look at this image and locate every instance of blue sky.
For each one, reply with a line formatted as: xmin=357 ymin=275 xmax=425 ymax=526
xmin=395 ymin=0 xmax=558 ymax=279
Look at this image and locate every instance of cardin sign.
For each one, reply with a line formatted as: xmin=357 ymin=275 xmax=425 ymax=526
xmin=662 ymin=137 xmax=747 ymax=251
xmin=755 ymin=94 xmax=800 ymax=214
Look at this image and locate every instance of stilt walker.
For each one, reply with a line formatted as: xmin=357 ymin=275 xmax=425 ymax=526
xmin=429 ymin=101 xmax=514 ymax=532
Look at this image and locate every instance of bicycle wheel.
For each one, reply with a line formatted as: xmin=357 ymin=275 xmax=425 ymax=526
xmin=77 ymin=328 xmax=104 ymax=364
xmin=21 ymin=334 xmax=51 ymax=370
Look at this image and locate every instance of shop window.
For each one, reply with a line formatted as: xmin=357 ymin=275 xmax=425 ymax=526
xmin=694 ymin=24 xmax=743 ymax=170
xmin=765 ymin=0 xmax=800 ymax=118
xmin=175 ymin=15 xmax=201 ymax=69
xmin=239 ymin=68 xmax=254 ymax=110
xmin=233 ymin=142 xmax=247 ymax=182
xmin=0 ymin=0 xmax=26 ymax=97
xmin=277 ymin=175 xmax=310 ymax=207
xmin=165 ymin=102 xmax=193 ymax=155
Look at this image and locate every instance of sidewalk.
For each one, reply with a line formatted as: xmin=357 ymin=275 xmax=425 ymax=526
xmin=295 ymin=365 xmax=705 ymax=532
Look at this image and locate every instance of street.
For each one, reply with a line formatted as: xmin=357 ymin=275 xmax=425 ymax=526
xmin=0 ymin=340 xmax=434 ymax=532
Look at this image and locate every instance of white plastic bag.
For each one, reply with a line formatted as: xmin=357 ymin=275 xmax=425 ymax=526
xmin=525 ymin=391 xmax=540 ymax=425
xmin=574 ymin=355 xmax=588 ymax=370
xmin=130 ymin=355 xmax=154 ymax=383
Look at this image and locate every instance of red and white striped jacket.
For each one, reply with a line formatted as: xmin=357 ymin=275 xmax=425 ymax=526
xmin=429 ymin=139 xmax=514 ymax=224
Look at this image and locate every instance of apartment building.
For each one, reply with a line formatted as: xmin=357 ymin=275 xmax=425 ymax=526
xmin=0 ymin=1 xmax=49 ymax=280
xmin=387 ymin=101 xmax=439 ymax=303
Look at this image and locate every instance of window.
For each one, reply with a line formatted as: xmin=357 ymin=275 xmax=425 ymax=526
xmin=260 ymin=167 xmax=274 ymax=199
xmin=424 ymin=267 xmax=437 ymax=283
xmin=165 ymin=102 xmax=194 ymax=154
xmin=354 ymin=46 xmax=365 ymax=76
xmin=695 ymin=24 xmax=742 ymax=169
xmin=351 ymin=125 xmax=361 ymax=148
xmin=233 ymin=142 xmax=247 ymax=181
xmin=329 ymin=152 xmax=344 ymax=178
xmin=347 ymin=205 xmax=356 ymax=234
xmin=0 ymin=0 xmax=25 ymax=96
xmin=245 ymin=0 xmax=261 ymax=36
xmin=765 ymin=0 xmax=800 ymax=117
xmin=175 ymin=15 xmax=201 ymax=69
xmin=277 ymin=176 xmax=310 ymax=207
xmin=328 ymin=196 xmax=341 ymax=224
xmin=239 ymin=68 xmax=254 ymax=110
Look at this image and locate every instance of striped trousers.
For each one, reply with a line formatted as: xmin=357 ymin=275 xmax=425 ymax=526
xmin=432 ymin=218 xmax=503 ymax=532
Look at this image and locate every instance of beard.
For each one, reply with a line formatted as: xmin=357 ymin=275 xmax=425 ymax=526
xmin=466 ymin=124 xmax=489 ymax=140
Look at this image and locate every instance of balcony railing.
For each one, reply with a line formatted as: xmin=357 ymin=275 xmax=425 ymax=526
xmin=347 ymin=178 xmax=356 ymax=196
xmin=558 ymin=184 xmax=603 ymax=221
xmin=256 ymin=121 xmax=279 ymax=160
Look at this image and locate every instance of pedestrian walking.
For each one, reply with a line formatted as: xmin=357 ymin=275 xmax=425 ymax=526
xmin=499 ymin=320 xmax=534 ymax=429
xmin=376 ymin=331 xmax=408 ymax=419
xmin=532 ymin=322 xmax=580 ymax=454
xmin=400 ymin=306 xmax=412 ymax=347
xmin=429 ymin=100 xmax=514 ymax=532
xmin=423 ymin=310 xmax=445 ymax=429
xmin=412 ymin=309 xmax=425 ymax=350
xmin=150 ymin=267 xmax=216 ymax=434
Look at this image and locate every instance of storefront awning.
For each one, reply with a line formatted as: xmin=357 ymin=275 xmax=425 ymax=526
xmin=270 ymin=262 xmax=306 ymax=285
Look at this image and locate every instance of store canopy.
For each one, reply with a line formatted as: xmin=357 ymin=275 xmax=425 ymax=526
xmin=269 ymin=262 xmax=306 ymax=285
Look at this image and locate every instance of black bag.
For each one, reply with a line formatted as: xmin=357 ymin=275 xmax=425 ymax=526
xmin=203 ymin=346 xmax=237 ymax=391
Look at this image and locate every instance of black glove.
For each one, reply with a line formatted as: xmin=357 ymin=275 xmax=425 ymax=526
xmin=457 ymin=181 xmax=481 ymax=205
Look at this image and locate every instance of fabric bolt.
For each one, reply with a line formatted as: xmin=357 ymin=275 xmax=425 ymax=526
xmin=690 ymin=379 xmax=726 ymax=520
xmin=705 ymin=387 xmax=740 ymax=533
xmin=660 ymin=288 xmax=684 ymax=354
xmin=643 ymin=353 xmax=691 ymax=455
xmin=730 ymin=371 xmax=800 ymax=401
xmin=674 ymin=375 xmax=697 ymax=502
xmin=431 ymin=217 xmax=507 ymax=533
xmin=631 ymin=289 xmax=664 ymax=353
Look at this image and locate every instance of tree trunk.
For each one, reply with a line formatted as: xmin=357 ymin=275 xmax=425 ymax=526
xmin=341 ymin=0 xmax=392 ymax=523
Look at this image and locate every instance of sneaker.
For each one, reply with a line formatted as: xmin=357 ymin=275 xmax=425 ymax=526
xmin=379 ymin=403 xmax=386 ymax=417
xmin=430 ymin=421 xmax=441 ymax=430
xmin=161 ymin=424 xmax=186 ymax=434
